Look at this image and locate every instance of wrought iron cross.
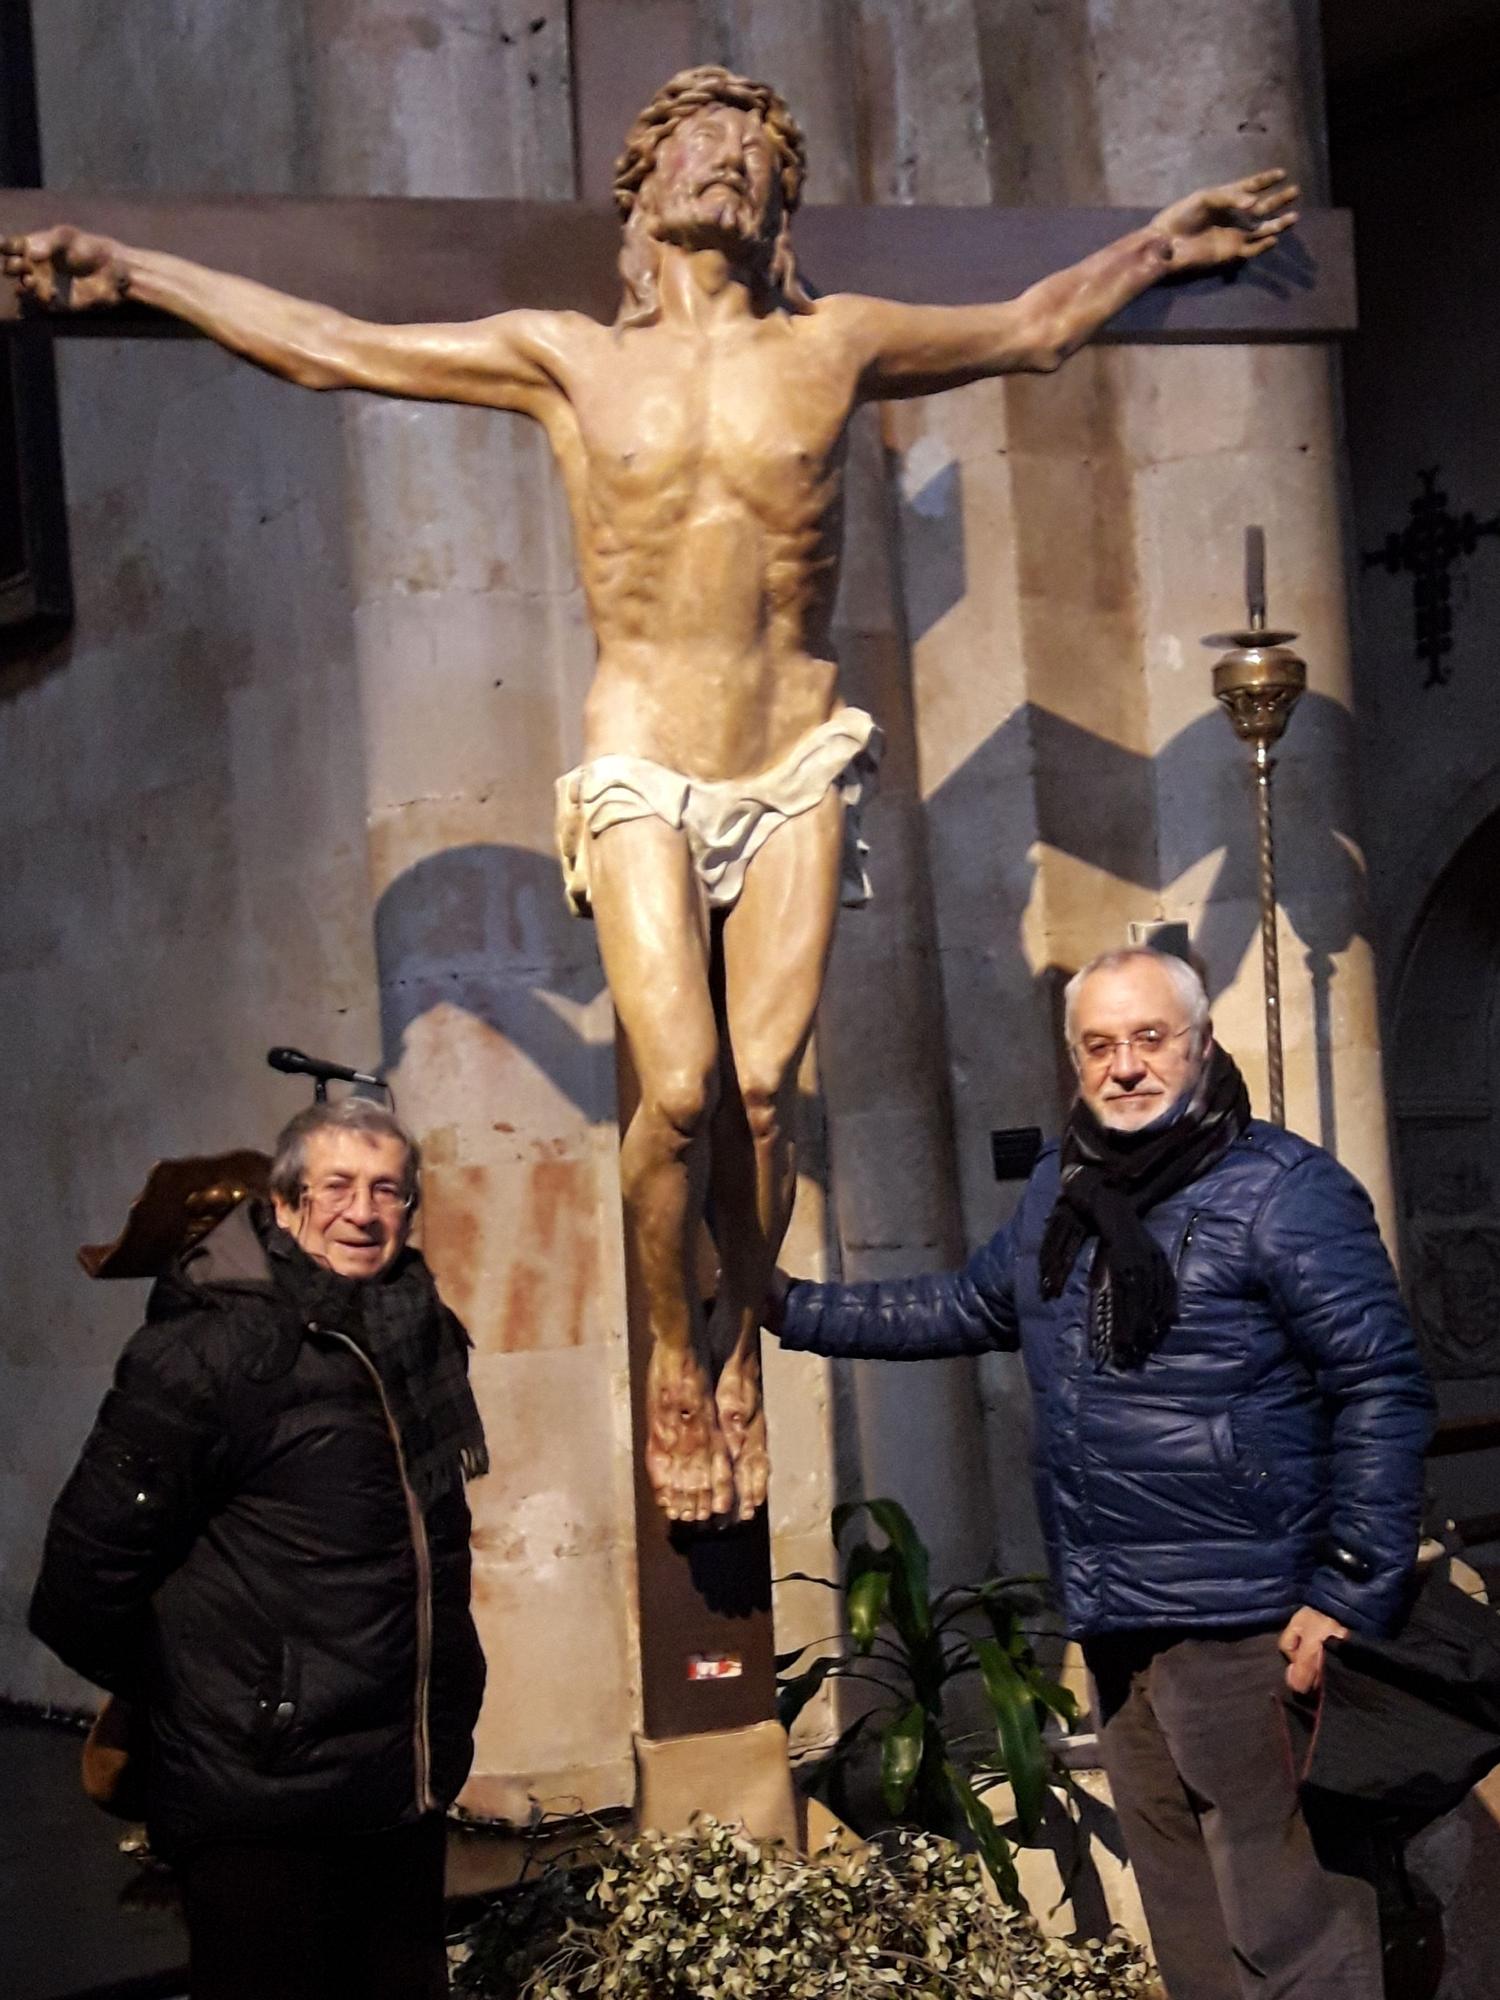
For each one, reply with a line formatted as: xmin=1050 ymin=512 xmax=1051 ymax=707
xmin=1362 ymin=467 xmax=1500 ymax=689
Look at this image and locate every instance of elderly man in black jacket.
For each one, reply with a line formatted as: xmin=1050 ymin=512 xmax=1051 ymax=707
xmin=31 ymin=1095 xmax=488 ymax=2000
xmin=771 ymin=947 xmax=1434 ymax=2000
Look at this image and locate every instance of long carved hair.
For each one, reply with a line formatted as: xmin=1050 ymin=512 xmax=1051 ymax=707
xmin=611 ymin=66 xmax=813 ymax=330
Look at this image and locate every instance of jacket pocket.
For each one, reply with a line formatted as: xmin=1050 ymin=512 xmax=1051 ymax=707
xmin=251 ymin=1638 xmax=302 ymax=1773
xmin=1210 ymin=1408 xmax=1287 ymax=1534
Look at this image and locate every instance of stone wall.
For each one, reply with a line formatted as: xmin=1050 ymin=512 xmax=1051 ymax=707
xmin=0 ymin=2 xmax=375 ymax=1707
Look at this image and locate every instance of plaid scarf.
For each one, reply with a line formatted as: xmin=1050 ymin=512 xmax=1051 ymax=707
xmin=263 ymin=1213 xmax=488 ymax=1510
xmin=1038 ymin=1044 xmax=1251 ymax=1368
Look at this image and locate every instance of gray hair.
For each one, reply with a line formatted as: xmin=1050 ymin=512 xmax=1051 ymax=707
xmin=1062 ymin=947 xmax=1211 ymax=1047
xmin=269 ymin=1095 xmax=421 ymax=1208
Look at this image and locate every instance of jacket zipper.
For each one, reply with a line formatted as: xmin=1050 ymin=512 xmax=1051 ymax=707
xmin=318 ymin=1325 xmax=436 ymax=1815
xmin=1175 ymin=1212 xmax=1199 ymax=1273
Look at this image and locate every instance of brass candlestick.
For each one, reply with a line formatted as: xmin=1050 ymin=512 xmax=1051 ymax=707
xmin=1209 ymin=527 xmax=1306 ymax=1126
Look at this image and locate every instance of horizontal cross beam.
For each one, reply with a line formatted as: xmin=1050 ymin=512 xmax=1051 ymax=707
xmin=0 ymin=192 xmax=1355 ymax=342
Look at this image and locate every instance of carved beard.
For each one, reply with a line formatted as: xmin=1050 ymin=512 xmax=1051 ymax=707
xmin=652 ymin=177 xmax=772 ymax=262
xmin=615 ymin=179 xmax=811 ymax=330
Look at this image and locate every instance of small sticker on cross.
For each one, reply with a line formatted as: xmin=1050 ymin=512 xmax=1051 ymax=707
xmin=687 ymin=1654 xmax=743 ymax=1682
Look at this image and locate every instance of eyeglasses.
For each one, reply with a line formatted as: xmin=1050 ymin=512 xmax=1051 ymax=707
xmin=1072 ymin=1025 xmax=1196 ymax=1071
xmin=300 ymin=1178 xmax=414 ymax=1221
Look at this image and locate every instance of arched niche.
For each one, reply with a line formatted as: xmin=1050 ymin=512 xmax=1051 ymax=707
xmin=1391 ymin=810 xmax=1500 ymax=1384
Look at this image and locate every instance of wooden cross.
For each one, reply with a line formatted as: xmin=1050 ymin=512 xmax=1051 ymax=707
xmin=0 ymin=166 xmax=1356 ymax=1765
xmin=0 ymin=189 xmax=1352 ymax=340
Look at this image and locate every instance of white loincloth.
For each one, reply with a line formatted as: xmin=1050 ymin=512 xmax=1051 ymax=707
xmin=555 ymin=707 xmax=883 ymax=917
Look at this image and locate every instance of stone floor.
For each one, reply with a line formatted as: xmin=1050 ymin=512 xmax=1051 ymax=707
xmin=0 ymin=1710 xmax=186 ymax=2000
xmin=0 ymin=1708 xmax=597 ymax=2000
xmin=7 ymin=1694 xmax=1499 ymax=2000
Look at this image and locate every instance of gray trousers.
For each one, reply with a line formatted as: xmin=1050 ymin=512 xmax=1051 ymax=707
xmin=1085 ymin=1628 xmax=1383 ymax=2000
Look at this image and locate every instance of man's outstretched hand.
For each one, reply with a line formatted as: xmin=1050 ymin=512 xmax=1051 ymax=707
xmin=1278 ymin=1603 xmax=1349 ymax=1696
xmin=3 ymin=225 xmax=130 ymax=311
xmin=1150 ymin=170 xmax=1299 ymax=272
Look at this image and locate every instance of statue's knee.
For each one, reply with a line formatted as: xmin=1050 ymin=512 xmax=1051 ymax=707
xmin=738 ymin=1069 xmax=786 ymax=1146
xmin=646 ymin=1065 xmax=716 ymax=1150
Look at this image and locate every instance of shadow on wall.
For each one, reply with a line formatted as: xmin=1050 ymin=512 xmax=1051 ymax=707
xmin=374 ymin=841 xmax=608 ymax=1102
xmin=371 ymin=693 xmax=1367 ymax=1149
xmin=924 ymin=691 xmax=1367 ymax=1150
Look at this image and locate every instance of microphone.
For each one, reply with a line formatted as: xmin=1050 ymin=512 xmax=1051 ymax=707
xmin=266 ymin=1047 xmax=384 ymax=1090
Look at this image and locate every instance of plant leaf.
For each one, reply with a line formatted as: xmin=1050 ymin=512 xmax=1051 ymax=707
xmin=974 ymin=1636 xmax=1049 ymax=1838
xmin=773 ymin=1634 xmax=845 ymax=1672
xmin=847 ymin=1565 xmax=891 ymax=1655
xmin=826 ymin=1707 xmax=876 ymax=1758
xmin=1032 ymin=1674 xmax=1081 ymax=1730
xmin=776 ymin=1653 xmax=841 ymax=1731
xmin=843 ymin=1539 xmax=894 ymax=1588
xmin=809 ymin=1706 xmax=879 ymax=1801
xmin=879 ymin=1700 xmax=925 ymax=1815
xmin=861 ymin=1498 xmax=933 ymax=1637
xmin=943 ymin=1759 xmax=1023 ymax=1909
xmin=837 ymin=1497 xmax=934 ymax=1646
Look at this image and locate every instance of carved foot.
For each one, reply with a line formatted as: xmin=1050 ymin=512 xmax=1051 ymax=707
xmin=645 ymin=1342 xmax=735 ymax=1524
xmin=715 ymin=1345 xmax=770 ymax=1523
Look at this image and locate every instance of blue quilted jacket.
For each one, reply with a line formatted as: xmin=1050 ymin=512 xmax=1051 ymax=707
xmin=780 ymin=1121 xmax=1433 ymax=1637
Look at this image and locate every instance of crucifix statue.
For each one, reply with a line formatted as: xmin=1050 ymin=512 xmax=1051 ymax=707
xmin=5 ymin=66 xmax=1297 ymax=1537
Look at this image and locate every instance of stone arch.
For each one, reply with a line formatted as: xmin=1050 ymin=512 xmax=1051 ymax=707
xmin=1389 ymin=807 xmax=1500 ymax=1380
xmin=1385 ymin=765 xmax=1500 ymax=993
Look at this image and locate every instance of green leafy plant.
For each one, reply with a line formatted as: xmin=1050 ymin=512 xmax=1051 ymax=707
xmin=778 ymin=1498 xmax=1078 ymax=1904
xmin=450 ymin=1818 xmax=1156 ymax=1999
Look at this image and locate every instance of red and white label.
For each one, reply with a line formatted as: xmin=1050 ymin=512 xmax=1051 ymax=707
xmin=686 ymin=1654 xmax=743 ymax=1681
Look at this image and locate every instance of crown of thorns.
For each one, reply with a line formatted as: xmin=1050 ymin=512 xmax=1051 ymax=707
xmin=612 ymin=66 xmax=807 ymax=220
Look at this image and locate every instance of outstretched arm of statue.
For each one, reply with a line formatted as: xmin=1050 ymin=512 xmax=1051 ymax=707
xmin=842 ymin=170 xmax=1299 ymax=401
xmin=1 ymin=225 xmax=571 ymax=415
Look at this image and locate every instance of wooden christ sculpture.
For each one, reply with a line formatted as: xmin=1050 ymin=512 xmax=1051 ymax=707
xmin=4 ymin=68 xmax=1296 ymax=1527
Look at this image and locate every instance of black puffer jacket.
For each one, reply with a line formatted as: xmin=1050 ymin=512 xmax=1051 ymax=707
xmin=30 ymin=1202 xmax=486 ymax=1855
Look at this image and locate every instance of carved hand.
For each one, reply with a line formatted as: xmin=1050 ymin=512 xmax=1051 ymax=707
xmin=2 ymin=225 xmax=131 ymax=311
xmin=1149 ymin=170 xmax=1299 ymax=272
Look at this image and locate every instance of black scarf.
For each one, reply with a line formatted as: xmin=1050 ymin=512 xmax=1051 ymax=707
xmin=263 ymin=1211 xmax=489 ymax=1510
xmin=1039 ymin=1044 xmax=1252 ymax=1367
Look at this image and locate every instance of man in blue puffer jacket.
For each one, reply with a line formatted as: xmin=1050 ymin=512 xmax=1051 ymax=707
xmin=771 ymin=946 xmax=1433 ymax=2000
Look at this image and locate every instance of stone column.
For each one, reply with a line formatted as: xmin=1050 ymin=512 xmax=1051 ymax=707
xmin=854 ymin=0 xmax=1393 ymax=1242
xmin=831 ymin=0 xmax=1396 ymax=1580
xmin=1012 ymin=0 xmax=1394 ymax=1232
xmin=307 ymin=0 xmax=638 ymax=1817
